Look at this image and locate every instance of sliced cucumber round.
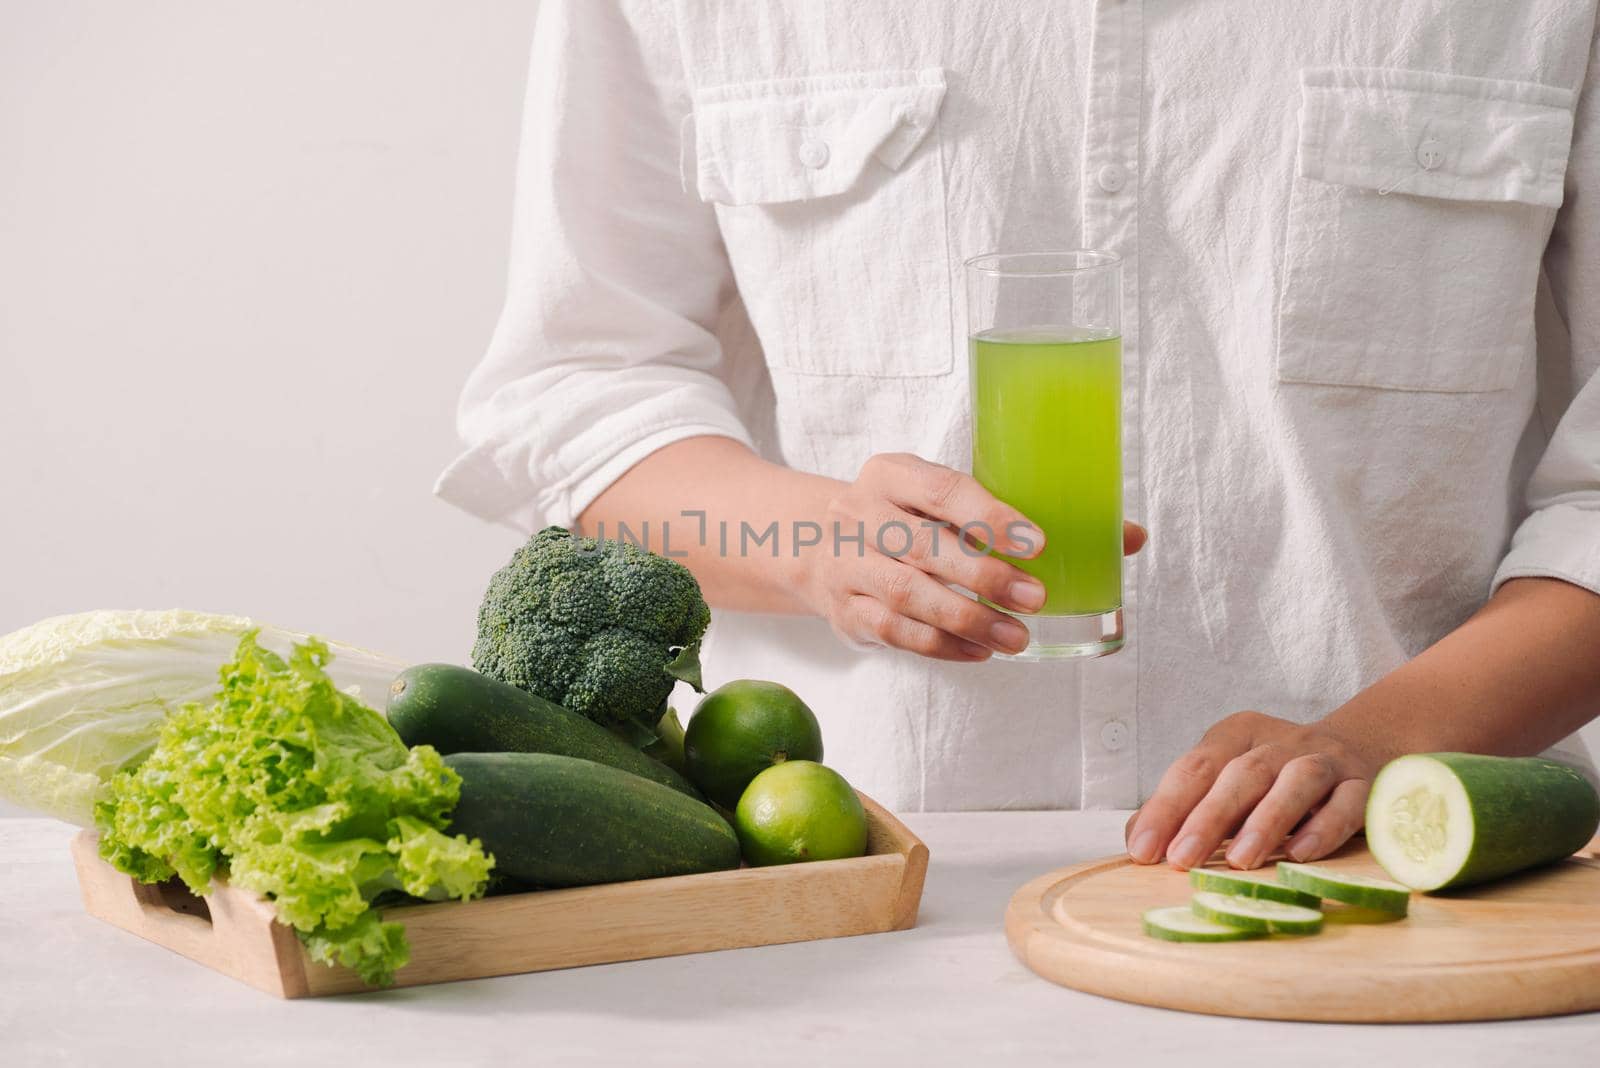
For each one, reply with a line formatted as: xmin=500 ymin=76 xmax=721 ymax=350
xmin=1142 ymin=904 xmax=1262 ymax=943
xmin=1366 ymin=752 xmax=1600 ymax=892
xmin=1276 ymin=861 xmax=1410 ymax=915
xmin=1189 ymin=868 xmax=1320 ymax=908
xmin=1190 ymin=891 xmax=1323 ymax=935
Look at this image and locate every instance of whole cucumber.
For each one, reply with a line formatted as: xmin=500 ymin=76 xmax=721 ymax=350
xmin=444 ymin=752 xmax=742 ymax=888
xmin=388 ymin=664 xmax=701 ymax=799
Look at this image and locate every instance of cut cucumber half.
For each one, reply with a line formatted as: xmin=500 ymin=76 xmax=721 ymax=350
xmin=1276 ymin=862 xmax=1410 ymax=915
xmin=1365 ymin=753 xmax=1600 ymax=891
xmin=1142 ymin=904 xmax=1262 ymax=943
xmin=1189 ymin=868 xmax=1320 ymax=909
xmin=1190 ymin=891 xmax=1324 ymax=935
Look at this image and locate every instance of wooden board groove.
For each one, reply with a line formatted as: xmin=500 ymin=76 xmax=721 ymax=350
xmin=74 ymin=792 xmax=927 ymax=998
xmin=1005 ymin=836 xmax=1600 ymax=1023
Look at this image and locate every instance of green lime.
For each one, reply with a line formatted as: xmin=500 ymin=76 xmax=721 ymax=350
xmin=734 ymin=761 xmax=868 ymax=866
xmin=683 ymin=680 xmax=823 ymax=809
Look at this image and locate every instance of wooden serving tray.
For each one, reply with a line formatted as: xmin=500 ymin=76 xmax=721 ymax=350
xmin=73 ymin=793 xmax=927 ymax=998
xmin=1005 ymin=836 xmax=1600 ymax=1023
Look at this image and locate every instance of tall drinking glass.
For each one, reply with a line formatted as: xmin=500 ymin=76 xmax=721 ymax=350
xmin=966 ymin=250 xmax=1123 ymax=659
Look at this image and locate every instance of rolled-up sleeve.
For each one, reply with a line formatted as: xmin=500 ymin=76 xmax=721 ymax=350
xmin=435 ymin=0 xmax=752 ymax=531
xmin=1494 ymin=32 xmax=1600 ymax=596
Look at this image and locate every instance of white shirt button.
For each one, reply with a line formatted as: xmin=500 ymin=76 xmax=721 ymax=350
xmin=798 ymin=139 xmax=830 ymax=169
xmin=1096 ymin=163 xmax=1128 ymax=193
xmin=1100 ymin=720 xmax=1129 ymax=752
xmin=1416 ymin=138 xmax=1444 ymax=171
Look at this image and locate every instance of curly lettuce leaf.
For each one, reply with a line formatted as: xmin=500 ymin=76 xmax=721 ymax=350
xmin=94 ymin=631 xmax=492 ymax=986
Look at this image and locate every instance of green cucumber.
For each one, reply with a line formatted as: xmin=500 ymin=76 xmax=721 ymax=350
xmin=1190 ymin=891 xmax=1323 ymax=935
xmin=1276 ymin=862 xmax=1410 ymax=914
xmin=1142 ymin=905 xmax=1261 ymax=943
xmin=444 ymin=752 xmax=741 ymax=889
xmin=389 ymin=664 xmax=701 ymax=798
xmin=1365 ymin=753 xmax=1600 ymax=891
xmin=1189 ymin=868 xmax=1320 ymax=908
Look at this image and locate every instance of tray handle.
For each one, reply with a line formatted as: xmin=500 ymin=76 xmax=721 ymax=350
xmin=71 ymin=830 xmax=311 ymax=998
xmin=858 ymin=793 xmax=930 ymax=930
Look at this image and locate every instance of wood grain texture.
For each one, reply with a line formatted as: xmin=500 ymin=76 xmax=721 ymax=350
xmin=72 ymin=832 xmax=304 ymax=998
xmin=72 ymin=792 xmax=926 ymax=998
xmin=1005 ymin=836 xmax=1600 ymax=1022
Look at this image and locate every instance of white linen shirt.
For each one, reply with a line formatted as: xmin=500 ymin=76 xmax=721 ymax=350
xmin=438 ymin=0 xmax=1600 ymax=810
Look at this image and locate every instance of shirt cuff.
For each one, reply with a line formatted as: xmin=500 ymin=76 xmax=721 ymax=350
xmin=1491 ymin=502 xmax=1600 ymax=598
xmin=435 ymin=418 xmax=755 ymax=533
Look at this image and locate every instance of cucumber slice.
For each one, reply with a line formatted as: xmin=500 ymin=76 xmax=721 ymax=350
xmin=1189 ymin=868 xmax=1320 ymax=908
xmin=1276 ymin=862 xmax=1410 ymax=915
xmin=1142 ymin=904 xmax=1262 ymax=943
xmin=1365 ymin=753 xmax=1600 ymax=892
xmin=1190 ymin=891 xmax=1324 ymax=935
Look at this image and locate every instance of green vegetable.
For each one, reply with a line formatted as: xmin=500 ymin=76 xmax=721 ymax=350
xmin=1142 ymin=904 xmax=1262 ymax=943
xmin=1275 ymin=862 xmax=1410 ymax=914
xmin=1189 ymin=891 xmax=1324 ymax=935
xmin=1366 ymin=752 xmax=1600 ymax=891
xmin=0 ymin=609 xmax=403 ymax=826
xmin=444 ymin=751 xmax=741 ymax=888
xmin=642 ymin=706 xmax=689 ymax=777
xmin=1189 ymin=868 xmax=1319 ymax=909
xmin=94 ymin=632 xmax=492 ymax=987
xmin=386 ymin=664 xmax=701 ymax=798
xmin=471 ymin=527 xmax=711 ymax=744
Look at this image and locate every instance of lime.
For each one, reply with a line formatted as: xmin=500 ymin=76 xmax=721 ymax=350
xmin=684 ymin=680 xmax=823 ymax=809
xmin=733 ymin=760 xmax=868 ymax=866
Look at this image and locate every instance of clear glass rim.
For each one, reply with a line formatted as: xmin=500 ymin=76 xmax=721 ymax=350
xmin=963 ymin=249 xmax=1121 ymax=277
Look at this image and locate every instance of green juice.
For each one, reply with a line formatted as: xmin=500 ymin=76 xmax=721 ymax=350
xmin=969 ymin=328 xmax=1122 ymax=616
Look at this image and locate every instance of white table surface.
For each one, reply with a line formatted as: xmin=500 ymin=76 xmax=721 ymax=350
xmin=4 ymin=814 xmax=1596 ymax=1067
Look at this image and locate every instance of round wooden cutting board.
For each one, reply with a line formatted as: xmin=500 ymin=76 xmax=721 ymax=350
xmin=1005 ymin=837 xmax=1600 ymax=1022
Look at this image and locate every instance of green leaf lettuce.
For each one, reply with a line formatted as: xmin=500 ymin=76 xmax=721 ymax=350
xmin=93 ymin=631 xmax=492 ymax=986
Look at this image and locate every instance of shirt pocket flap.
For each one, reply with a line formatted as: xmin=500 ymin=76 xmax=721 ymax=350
xmin=1298 ymin=67 xmax=1574 ymax=208
xmin=694 ymin=69 xmax=947 ymax=206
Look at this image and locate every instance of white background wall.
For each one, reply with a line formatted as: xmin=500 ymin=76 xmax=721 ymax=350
xmin=3 ymin=2 xmax=1596 ymax=820
xmin=0 ymin=2 xmax=538 ymax=812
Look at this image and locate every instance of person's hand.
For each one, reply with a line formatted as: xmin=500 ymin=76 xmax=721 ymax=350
xmin=803 ymin=453 xmax=1146 ymax=661
xmin=1123 ymin=711 xmax=1387 ymax=870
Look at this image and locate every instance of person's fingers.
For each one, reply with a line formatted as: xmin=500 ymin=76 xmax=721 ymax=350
xmin=1283 ymin=778 xmax=1371 ymax=862
xmin=860 ymin=453 xmax=1044 ymax=558
xmin=1166 ymin=743 xmax=1291 ymax=870
xmin=1224 ymin=754 xmax=1344 ymax=869
xmin=835 ymin=593 xmax=993 ymax=662
xmin=856 ymin=502 xmax=1045 ymax=613
xmin=1126 ymin=735 xmax=1252 ymax=864
xmin=1123 ymin=522 xmax=1147 ymax=556
xmin=1123 ymin=808 xmax=1142 ymax=847
xmin=861 ymin=556 xmax=1030 ymax=654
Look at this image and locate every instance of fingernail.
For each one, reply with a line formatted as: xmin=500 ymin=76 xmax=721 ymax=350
xmin=990 ymin=618 xmax=1030 ymax=653
xmin=1008 ymin=579 xmax=1046 ymax=612
xmin=1129 ymin=829 xmax=1159 ymax=864
xmin=1169 ymin=834 xmax=1204 ymax=869
xmin=1008 ymin=525 xmax=1046 ymax=556
xmin=1288 ymin=833 xmax=1321 ymax=862
xmin=1226 ymin=830 xmax=1263 ymax=869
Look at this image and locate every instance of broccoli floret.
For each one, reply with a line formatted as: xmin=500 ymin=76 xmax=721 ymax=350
xmin=471 ymin=527 xmax=711 ymax=741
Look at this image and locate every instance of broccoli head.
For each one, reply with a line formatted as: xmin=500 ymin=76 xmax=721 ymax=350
xmin=471 ymin=526 xmax=711 ymax=742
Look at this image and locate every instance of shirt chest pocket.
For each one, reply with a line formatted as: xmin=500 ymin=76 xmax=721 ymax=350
xmin=1277 ymin=67 xmax=1575 ymax=393
xmin=693 ymin=69 xmax=953 ymax=377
